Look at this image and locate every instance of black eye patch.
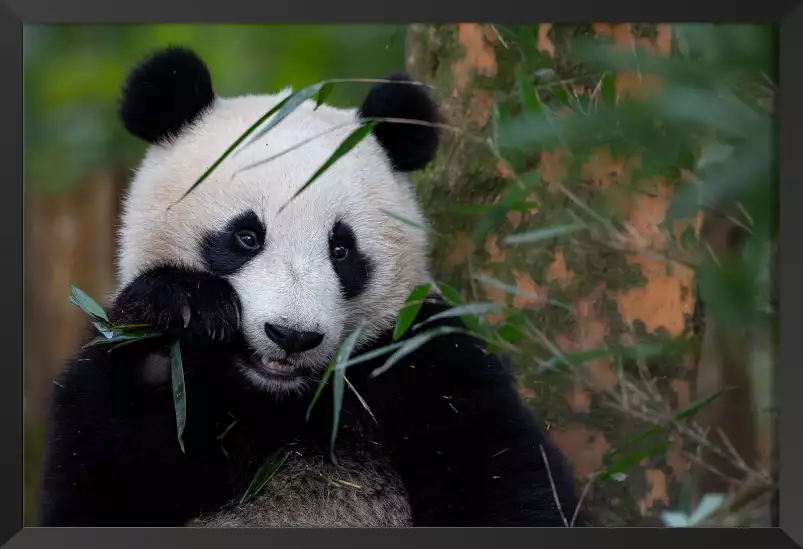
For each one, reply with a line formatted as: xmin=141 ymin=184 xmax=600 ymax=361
xmin=329 ymin=221 xmax=373 ymax=299
xmin=201 ymin=210 xmax=266 ymax=276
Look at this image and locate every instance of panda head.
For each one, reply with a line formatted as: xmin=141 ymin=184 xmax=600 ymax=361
xmin=116 ymin=47 xmax=441 ymax=394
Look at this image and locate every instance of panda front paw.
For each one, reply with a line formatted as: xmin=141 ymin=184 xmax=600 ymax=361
xmin=109 ymin=266 xmax=242 ymax=344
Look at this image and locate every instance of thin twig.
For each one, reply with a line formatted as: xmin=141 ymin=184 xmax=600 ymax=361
xmin=539 ymin=444 xmax=569 ymax=527
xmin=570 ymin=478 xmax=594 ymax=527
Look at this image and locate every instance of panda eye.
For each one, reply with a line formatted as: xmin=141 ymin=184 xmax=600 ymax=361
xmin=235 ymin=229 xmax=260 ymax=251
xmin=330 ymin=243 xmax=349 ymax=261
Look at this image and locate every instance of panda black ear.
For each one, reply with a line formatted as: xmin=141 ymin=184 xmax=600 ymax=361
xmin=357 ymin=73 xmax=440 ymax=172
xmin=119 ymin=47 xmax=216 ymax=144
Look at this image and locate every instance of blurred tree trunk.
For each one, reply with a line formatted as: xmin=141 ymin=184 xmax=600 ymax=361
xmin=23 ymin=168 xmax=126 ymax=525
xmin=404 ymin=23 xmax=773 ymax=526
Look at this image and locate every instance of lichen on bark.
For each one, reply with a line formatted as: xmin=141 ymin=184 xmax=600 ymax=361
xmin=405 ymin=23 xmax=711 ymax=526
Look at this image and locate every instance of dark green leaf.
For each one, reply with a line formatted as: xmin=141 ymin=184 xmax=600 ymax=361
xmin=393 ymin=284 xmax=432 ymax=341
xmin=674 ymin=389 xmax=729 ymax=421
xmin=516 ymin=64 xmax=541 ymax=115
xmin=496 ymin=322 xmax=524 ymax=343
xmin=279 ymin=122 xmax=378 ymax=212
xmin=597 ymin=442 xmax=668 ymax=480
xmin=239 ymin=451 xmax=290 ymax=505
xmin=314 ymin=83 xmax=335 ymax=110
xmin=600 ymin=72 xmax=617 ymax=107
xmin=169 ymin=340 xmax=187 ymax=454
xmin=435 ymin=281 xmax=466 ymax=305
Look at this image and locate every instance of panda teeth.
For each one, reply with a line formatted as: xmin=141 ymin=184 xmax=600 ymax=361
xmin=259 ymin=356 xmax=295 ymax=372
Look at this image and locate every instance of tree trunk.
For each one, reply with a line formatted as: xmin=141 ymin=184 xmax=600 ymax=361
xmin=404 ymin=23 xmax=770 ymax=526
xmin=23 ymin=168 xmax=126 ymax=525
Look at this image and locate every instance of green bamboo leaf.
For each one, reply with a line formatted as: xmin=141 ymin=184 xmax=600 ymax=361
xmin=673 ymin=389 xmax=729 ymax=421
xmin=600 ymin=72 xmax=617 ymax=107
xmin=473 ymin=273 xmax=538 ymax=301
xmin=473 ymin=273 xmax=575 ymax=314
xmin=179 ymin=82 xmax=326 ymax=202
xmin=538 ymin=343 xmax=666 ymax=372
xmin=84 ymin=329 xmax=163 ymax=348
xmin=314 ymin=83 xmax=335 ymax=110
xmin=241 ymin=82 xmax=327 ymax=150
xmin=370 ymin=326 xmax=464 ymax=378
xmin=329 ymin=320 xmax=369 ymax=463
xmin=473 ymin=171 xmax=541 ymax=239
xmin=496 ymin=322 xmax=524 ymax=344
xmin=503 ymin=223 xmax=586 ymax=245
xmin=602 ymin=389 xmax=729 ymax=470
xmin=169 ymin=340 xmax=187 ymax=454
xmin=435 ymin=282 xmax=466 ymax=305
xmin=69 ymin=285 xmax=109 ymax=322
xmin=605 ymin=425 xmax=664 ymax=464
xmin=596 ymin=442 xmax=668 ymax=480
xmin=415 ymin=302 xmax=504 ymax=329
xmin=393 ymin=284 xmax=432 ymax=341
xmin=332 ymin=339 xmax=407 ymax=372
xmin=516 ymin=64 xmax=542 ymax=115
xmin=279 ymin=122 xmax=379 ymax=213
xmin=239 ymin=451 xmax=290 ymax=505
xmin=306 ymin=320 xmax=369 ymax=422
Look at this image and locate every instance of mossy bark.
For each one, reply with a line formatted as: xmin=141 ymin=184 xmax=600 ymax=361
xmin=404 ymin=23 xmax=714 ymax=526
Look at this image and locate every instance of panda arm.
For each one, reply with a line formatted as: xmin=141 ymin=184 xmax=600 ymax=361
xmin=37 ymin=334 xmax=231 ymax=526
xmin=358 ymin=301 xmax=584 ymax=527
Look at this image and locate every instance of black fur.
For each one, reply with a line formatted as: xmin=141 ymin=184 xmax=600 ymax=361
xmin=109 ymin=265 xmax=242 ymax=344
xmin=358 ymin=73 xmax=440 ymax=172
xmin=329 ymin=220 xmax=373 ymax=299
xmin=201 ymin=210 xmax=267 ymax=276
xmin=38 ymin=266 xmax=586 ymax=527
xmin=119 ymin=47 xmax=216 ymax=144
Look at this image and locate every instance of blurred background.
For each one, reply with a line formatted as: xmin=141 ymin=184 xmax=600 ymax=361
xmin=24 ymin=23 xmax=777 ymax=527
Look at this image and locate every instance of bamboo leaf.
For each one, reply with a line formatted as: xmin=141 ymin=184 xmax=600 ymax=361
xmin=179 ymin=82 xmax=326 ymax=202
xmin=503 ymin=223 xmax=586 ymax=245
xmin=370 ymin=326 xmax=463 ymax=378
xmin=279 ymin=122 xmax=378 ymax=213
xmin=393 ymin=284 xmax=432 ymax=341
xmin=239 ymin=451 xmax=290 ymax=505
xmin=69 ymin=284 xmax=109 ymax=322
xmin=315 ymin=83 xmax=335 ymax=110
xmin=169 ymin=340 xmax=187 ymax=454
xmin=306 ymin=320 xmax=369 ymax=422
xmin=415 ymin=302 xmax=504 ymax=329
xmin=329 ymin=320 xmax=369 ymax=463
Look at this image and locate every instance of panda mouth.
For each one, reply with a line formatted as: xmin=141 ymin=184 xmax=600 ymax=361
xmin=249 ymin=354 xmax=311 ymax=379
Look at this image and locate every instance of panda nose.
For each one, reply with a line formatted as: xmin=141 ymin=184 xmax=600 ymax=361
xmin=264 ymin=323 xmax=324 ymax=354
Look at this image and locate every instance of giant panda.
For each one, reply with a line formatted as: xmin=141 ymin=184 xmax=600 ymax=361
xmin=37 ymin=46 xmax=587 ymax=528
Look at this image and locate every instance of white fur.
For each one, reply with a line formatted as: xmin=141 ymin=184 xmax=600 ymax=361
xmin=117 ymin=91 xmax=432 ymax=393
